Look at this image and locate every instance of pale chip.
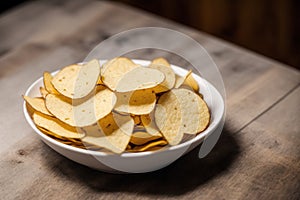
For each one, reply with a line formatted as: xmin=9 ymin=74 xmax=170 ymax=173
xmin=172 ymin=88 xmax=209 ymax=134
xmin=82 ymin=112 xmax=134 ymax=153
xmin=33 ymin=112 xmax=85 ymax=139
xmin=52 ymin=60 xmax=100 ymax=99
xmin=154 ymin=90 xmax=183 ymax=145
xmin=150 ymin=64 xmax=175 ymax=93
xmin=115 ymin=67 xmax=165 ymax=92
xmin=24 ymin=96 xmax=52 ymax=116
xmin=114 ymin=89 xmax=156 ymax=115
xmin=101 ymin=57 xmax=139 ymax=91
xmin=45 ymin=85 xmax=116 ymax=127
xmin=43 ymin=72 xmax=59 ymax=94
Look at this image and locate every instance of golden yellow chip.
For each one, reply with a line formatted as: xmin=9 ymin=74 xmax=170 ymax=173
xmin=130 ymin=140 xmax=168 ymax=152
xmin=183 ymin=73 xmax=199 ymax=92
xmin=82 ymin=112 xmax=134 ymax=153
xmin=130 ymin=131 xmax=162 ymax=145
xmin=174 ymin=70 xmax=192 ymax=88
xmin=45 ymin=85 xmax=116 ymax=127
xmin=101 ymin=57 xmax=139 ymax=91
xmin=149 ymin=64 xmax=175 ymax=93
xmin=25 ymin=100 xmax=35 ymax=118
xmin=23 ymin=96 xmax=52 ymax=116
xmin=140 ymin=113 xmax=161 ymax=136
xmin=154 ymin=90 xmax=183 ymax=145
xmin=43 ymin=72 xmax=59 ymax=94
xmin=132 ymin=115 xmax=141 ymax=125
xmin=96 ymin=76 xmax=104 ymax=85
xmin=39 ymin=87 xmax=48 ymax=98
xmin=52 ymin=60 xmax=100 ymax=99
xmin=114 ymin=89 xmax=156 ymax=115
xmin=115 ymin=67 xmax=165 ymax=92
xmin=172 ymin=88 xmax=210 ymax=134
xmin=151 ymin=57 xmax=170 ymax=67
xmin=33 ymin=112 xmax=85 ymax=139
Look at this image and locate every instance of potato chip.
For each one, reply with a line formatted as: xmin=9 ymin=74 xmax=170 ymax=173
xmin=24 ymin=96 xmax=52 ymax=116
xmin=150 ymin=64 xmax=175 ymax=93
xmin=25 ymin=101 xmax=35 ymax=118
xmin=39 ymin=87 xmax=48 ymax=98
xmin=172 ymin=88 xmax=210 ymax=134
xmin=37 ymin=126 xmax=75 ymax=141
xmin=52 ymin=60 xmax=100 ymax=99
xmin=130 ymin=140 xmax=168 ymax=152
xmin=130 ymin=131 xmax=162 ymax=145
xmin=115 ymin=67 xmax=165 ymax=92
xmin=82 ymin=112 xmax=134 ymax=153
xmin=43 ymin=72 xmax=59 ymax=94
xmin=26 ymin=57 xmax=211 ymax=153
xmin=183 ymin=73 xmax=199 ymax=92
xmin=151 ymin=57 xmax=170 ymax=67
xmin=96 ymin=76 xmax=104 ymax=85
xmin=132 ymin=115 xmax=141 ymax=125
xmin=45 ymin=85 xmax=116 ymax=127
xmin=174 ymin=70 xmax=192 ymax=88
xmin=154 ymin=90 xmax=183 ymax=145
xmin=140 ymin=113 xmax=161 ymax=136
xmin=114 ymin=89 xmax=156 ymax=115
xmin=33 ymin=112 xmax=85 ymax=139
xmin=101 ymin=57 xmax=139 ymax=91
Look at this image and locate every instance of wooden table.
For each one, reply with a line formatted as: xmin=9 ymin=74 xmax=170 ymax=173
xmin=0 ymin=0 xmax=299 ymax=199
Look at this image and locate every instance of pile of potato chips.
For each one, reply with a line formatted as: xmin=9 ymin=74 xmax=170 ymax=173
xmin=24 ymin=57 xmax=210 ymax=153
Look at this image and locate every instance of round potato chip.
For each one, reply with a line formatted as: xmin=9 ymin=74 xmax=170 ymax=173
xmin=140 ymin=113 xmax=161 ymax=136
xmin=52 ymin=59 xmax=100 ymax=99
xmin=82 ymin=112 xmax=134 ymax=153
xmin=114 ymin=89 xmax=156 ymax=115
xmin=43 ymin=72 xmax=59 ymax=94
xmin=45 ymin=85 xmax=116 ymax=127
xmin=154 ymin=90 xmax=183 ymax=145
xmin=130 ymin=131 xmax=162 ymax=145
xmin=174 ymin=70 xmax=192 ymax=88
xmin=24 ymin=96 xmax=52 ymax=116
xmin=101 ymin=57 xmax=139 ymax=91
xmin=115 ymin=67 xmax=165 ymax=92
xmin=151 ymin=57 xmax=170 ymax=67
xmin=33 ymin=112 xmax=85 ymax=139
xmin=150 ymin=64 xmax=175 ymax=93
xmin=172 ymin=88 xmax=210 ymax=134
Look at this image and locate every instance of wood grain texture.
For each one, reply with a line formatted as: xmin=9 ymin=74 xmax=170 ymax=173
xmin=0 ymin=0 xmax=299 ymax=199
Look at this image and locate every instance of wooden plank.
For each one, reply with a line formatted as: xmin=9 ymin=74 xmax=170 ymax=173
xmin=194 ymin=87 xmax=300 ymax=200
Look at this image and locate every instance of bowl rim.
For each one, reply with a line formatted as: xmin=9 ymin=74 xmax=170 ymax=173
xmin=23 ymin=59 xmax=225 ymax=157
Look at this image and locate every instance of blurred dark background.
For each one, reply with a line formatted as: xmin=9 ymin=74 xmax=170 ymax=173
xmin=2 ymin=0 xmax=299 ymax=69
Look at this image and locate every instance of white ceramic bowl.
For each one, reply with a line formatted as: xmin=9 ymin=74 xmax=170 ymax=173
xmin=23 ymin=60 xmax=225 ymax=173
